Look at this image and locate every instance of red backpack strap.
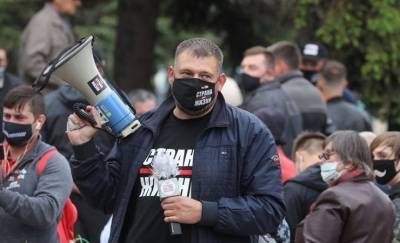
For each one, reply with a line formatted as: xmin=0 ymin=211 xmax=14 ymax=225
xmin=37 ymin=149 xmax=58 ymax=176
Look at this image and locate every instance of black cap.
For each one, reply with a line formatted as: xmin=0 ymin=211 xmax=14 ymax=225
xmin=254 ymin=107 xmax=285 ymax=145
xmin=301 ymin=42 xmax=328 ymax=60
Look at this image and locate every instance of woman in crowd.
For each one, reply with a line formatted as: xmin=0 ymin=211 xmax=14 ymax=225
xmin=296 ymin=130 xmax=394 ymax=243
xmin=371 ymin=132 xmax=400 ymax=243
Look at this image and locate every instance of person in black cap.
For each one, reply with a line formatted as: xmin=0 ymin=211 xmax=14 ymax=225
xmin=300 ymin=42 xmax=359 ymax=106
xmin=299 ymin=42 xmax=328 ymax=83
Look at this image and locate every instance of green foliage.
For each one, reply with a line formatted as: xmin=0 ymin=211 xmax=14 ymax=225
xmin=0 ymin=1 xmax=42 ymax=70
xmin=296 ymin=0 xmax=400 ymax=124
xmin=74 ymin=1 xmax=117 ymax=78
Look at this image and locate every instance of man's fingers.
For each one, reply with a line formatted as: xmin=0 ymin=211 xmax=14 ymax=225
xmin=164 ymin=216 xmax=179 ymax=223
xmin=87 ymin=106 xmax=102 ymax=128
xmin=161 ymin=202 xmax=176 ymax=210
xmin=163 ymin=209 xmax=176 ymax=217
xmin=162 ymin=196 xmax=180 ymax=205
xmin=67 ymin=114 xmax=85 ymax=132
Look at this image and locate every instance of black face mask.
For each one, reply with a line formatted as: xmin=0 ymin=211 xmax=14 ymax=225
xmin=172 ymin=78 xmax=216 ymax=115
xmin=239 ymin=73 xmax=261 ymax=92
xmin=2 ymin=121 xmax=33 ymax=146
xmin=301 ymin=70 xmax=318 ymax=83
xmin=373 ymin=159 xmax=398 ymax=184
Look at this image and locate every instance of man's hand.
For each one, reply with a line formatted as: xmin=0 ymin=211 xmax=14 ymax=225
xmin=66 ymin=106 xmax=100 ymax=145
xmin=161 ymin=196 xmax=202 ymax=224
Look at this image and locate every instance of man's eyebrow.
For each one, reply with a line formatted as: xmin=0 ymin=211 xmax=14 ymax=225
xmin=178 ymin=68 xmax=193 ymax=73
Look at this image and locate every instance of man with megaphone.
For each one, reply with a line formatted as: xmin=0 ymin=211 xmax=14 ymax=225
xmin=67 ymin=38 xmax=285 ymax=243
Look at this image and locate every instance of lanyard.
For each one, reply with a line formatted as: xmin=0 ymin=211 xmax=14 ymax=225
xmin=1 ymin=142 xmax=33 ymax=181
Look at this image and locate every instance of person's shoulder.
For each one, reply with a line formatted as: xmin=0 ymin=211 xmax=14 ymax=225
xmin=138 ymin=109 xmax=156 ymax=122
xmin=228 ymin=105 xmax=265 ymax=129
xmin=28 ymin=5 xmax=50 ymax=24
xmin=37 ymin=141 xmax=68 ymax=164
xmin=5 ymin=72 xmax=23 ymax=86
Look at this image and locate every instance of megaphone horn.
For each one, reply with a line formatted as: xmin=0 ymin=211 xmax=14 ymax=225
xmin=34 ymin=35 xmax=141 ymax=138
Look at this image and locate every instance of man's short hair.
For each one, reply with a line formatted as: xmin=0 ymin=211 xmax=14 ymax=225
xmin=3 ymin=85 xmax=44 ymax=118
xmin=243 ymin=46 xmax=275 ymax=69
xmin=267 ymin=41 xmax=301 ymax=70
xmin=175 ymin=38 xmax=224 ymax=71
xmin=370 ymin=132 xmax=400 ymax=161
xmin=320 ymin=60 xmax=347 ymax=87
xmin=128 ymin=89 xmax=156 ymax=105
xmin=292 ymin=131 xmax=326 ymax=158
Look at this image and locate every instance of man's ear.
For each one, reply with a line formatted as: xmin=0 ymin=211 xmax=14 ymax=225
xmin=216 ymin=73 xmax=227 ymax=92
xmin=36 ymin=114 xmax=46 ymax=130
xmin=167 ymin=66 xmax=175 ymax=86
xmin=274 ymin=59 xmax=287 ymax=76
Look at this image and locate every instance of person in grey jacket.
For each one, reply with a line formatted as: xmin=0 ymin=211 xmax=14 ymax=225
xmin=239 ymin=46 xmax=302 ymax=156
xmin=0 ymin=85 xmax=73 ymax=242
xmin=18 ymin=0 xmax=81 ymax=91
xmin=267 ymin=41 xmax=328 ymax=133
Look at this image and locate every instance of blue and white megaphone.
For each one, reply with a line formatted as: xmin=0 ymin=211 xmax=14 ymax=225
xmin=33 ymin=35 xmax=141 ymax=138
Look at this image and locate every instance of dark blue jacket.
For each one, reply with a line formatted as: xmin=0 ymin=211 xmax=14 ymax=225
xmin=71 ymin=95 xmax=285 ymax=243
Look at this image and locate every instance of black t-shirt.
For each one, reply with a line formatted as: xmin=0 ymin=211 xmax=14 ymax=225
xmin=120 ymin=111 xmax=211 ymax=243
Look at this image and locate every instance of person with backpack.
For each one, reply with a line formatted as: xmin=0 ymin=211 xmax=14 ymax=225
xmin=0 ymin=85 xmax=73 ymax=242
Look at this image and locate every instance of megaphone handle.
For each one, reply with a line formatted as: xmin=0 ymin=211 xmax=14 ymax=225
xmin=73 ymin=103 xmax=97 ymax=127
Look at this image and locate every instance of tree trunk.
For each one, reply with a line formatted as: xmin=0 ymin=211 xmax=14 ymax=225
xmin=114 ymin=0 xmax=159 ymax=92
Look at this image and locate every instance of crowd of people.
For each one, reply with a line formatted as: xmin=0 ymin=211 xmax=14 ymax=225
xmin=0 ymin=0 xmax=398 ymax=243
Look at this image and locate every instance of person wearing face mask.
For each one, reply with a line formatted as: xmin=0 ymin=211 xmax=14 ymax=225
xmin=299 ymin=42 xmax=328 ymax=84
xmin=0 ymin=85 xmax=73 ymax=241
xmin=267 ymin=41 xmax=329 ymax=134
xmin=371 ymin=132 xmax=400 ymax=243
xmin=0 ymin=48 xmax=23 ymax=143
xmin=66 ymin=38 xmax=285 ymax=243
xmin=300 ymin=42 xmax=359 ymax=106
xmin=295 ymin=130 xmax=395 ymax=243
xmin=239 ymin=46 xmax=302 ymax=156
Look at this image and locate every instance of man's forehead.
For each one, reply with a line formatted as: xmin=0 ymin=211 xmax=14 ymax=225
xmin=241 ymin=54 xmax=266 ymax=64
xmin=4 ymin=103 xmax=32 ymax=115
xmin=175 ymin=51 xmax=219 ymax=72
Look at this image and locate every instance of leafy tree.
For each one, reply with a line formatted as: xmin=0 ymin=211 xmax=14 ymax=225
xmin=0 ymin=0 xmax=42 ymax=71
xmin=296 ymin=0 xmax=400 ymax=128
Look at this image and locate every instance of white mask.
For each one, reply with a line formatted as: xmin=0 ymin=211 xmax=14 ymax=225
xmin=320 ymin=162 xmax=343 ymax=184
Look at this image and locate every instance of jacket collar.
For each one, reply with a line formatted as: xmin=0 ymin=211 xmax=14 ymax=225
xmin=141 ymin=93 xmax=230 ymax=136
xmin=257 ymin=80 xmax=281 ymax=92
xmin=7 ymin=136 xmax=51 ymax=164
xmin=243 ymin=80 xmax=281 ymax=103
xmin=327 ymin=96 xmax=344 ymax=103
xmin=276 ymin=70 xmax=304 ymax=84
xmin=332 ymin=168 xmax=372 ymax=186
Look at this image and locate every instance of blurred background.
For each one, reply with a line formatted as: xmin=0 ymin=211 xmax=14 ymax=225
xmin=1 ymin=0 xmax=400 ymax=130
